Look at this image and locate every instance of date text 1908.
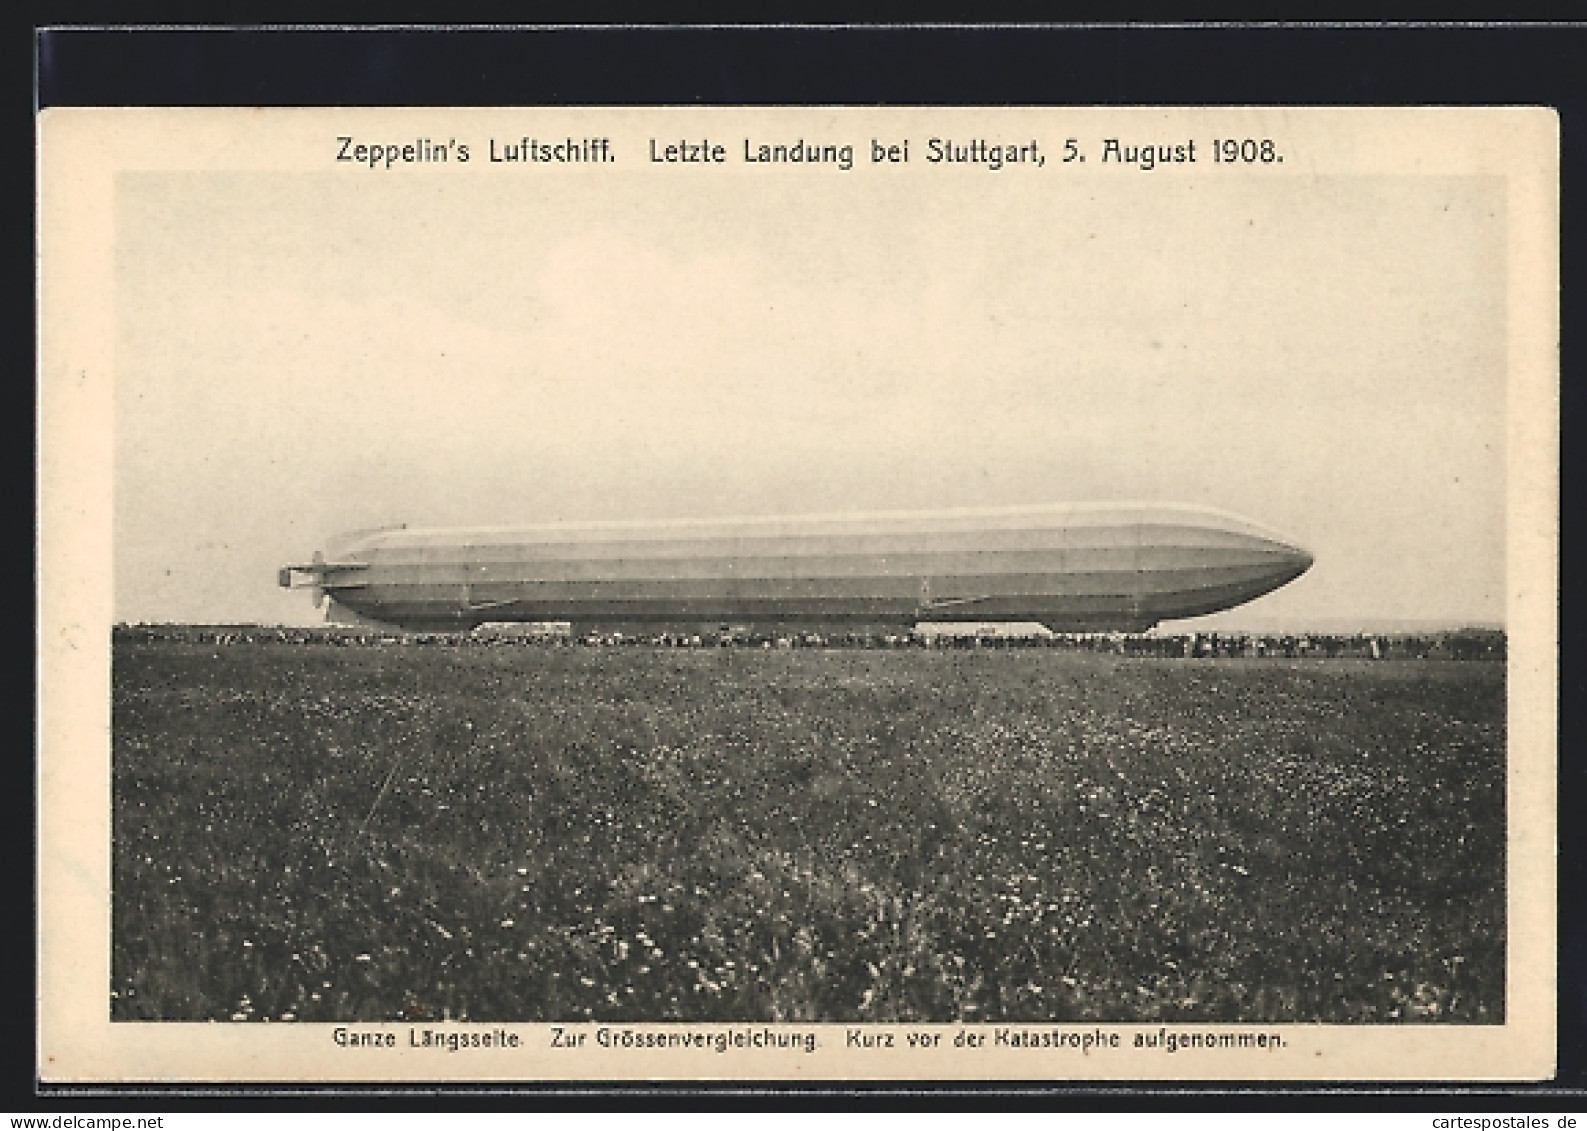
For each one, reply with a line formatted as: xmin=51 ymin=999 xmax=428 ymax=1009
xmin=1212 ymin=139 xmax=1283 ymax=164
xmin=1100 ymin=138 xmax=1284 ymax=170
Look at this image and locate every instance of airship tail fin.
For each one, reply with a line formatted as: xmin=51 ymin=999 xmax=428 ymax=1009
xmin=278 ymin=551 xmax=371 ymax=607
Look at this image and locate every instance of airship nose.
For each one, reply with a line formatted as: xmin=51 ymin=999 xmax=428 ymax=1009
xmin=1274 ymin=541 xmax=1314 ymax=579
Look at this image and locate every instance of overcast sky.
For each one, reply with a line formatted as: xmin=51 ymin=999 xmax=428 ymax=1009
xmin=113 ymin=160 xmax=1506 ymax=629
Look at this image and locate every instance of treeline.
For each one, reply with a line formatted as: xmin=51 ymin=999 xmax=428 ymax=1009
xmin=114 ymin=624 xmax=1507 ymax=660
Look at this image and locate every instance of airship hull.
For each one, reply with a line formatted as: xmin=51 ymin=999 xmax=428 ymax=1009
xmin=282 ymin=503 xmax=1312 ymax=632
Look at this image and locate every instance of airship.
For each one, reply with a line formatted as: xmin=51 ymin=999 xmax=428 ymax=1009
xmin=279 ymin=502 xmax=1312 ymax=633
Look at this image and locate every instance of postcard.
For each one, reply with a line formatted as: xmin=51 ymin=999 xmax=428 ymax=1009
xmin=38 ymin=105 xmax=1557 ymax=1083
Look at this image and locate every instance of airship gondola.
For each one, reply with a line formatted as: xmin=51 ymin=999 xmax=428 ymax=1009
xmin=279 ymin=502 xmax=1312 ymax=633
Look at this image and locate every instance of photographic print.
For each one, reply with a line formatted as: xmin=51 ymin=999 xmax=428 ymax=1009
xmin=38 ymin=106 xmax=1557 ymax=1082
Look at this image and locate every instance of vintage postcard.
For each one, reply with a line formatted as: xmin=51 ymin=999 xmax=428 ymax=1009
xmin=38 ymin=106 xmax=1557 ymax=1083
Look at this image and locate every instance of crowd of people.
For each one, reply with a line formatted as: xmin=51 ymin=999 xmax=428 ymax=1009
xmin=116 ymin=623 xmax=1507 ymax=661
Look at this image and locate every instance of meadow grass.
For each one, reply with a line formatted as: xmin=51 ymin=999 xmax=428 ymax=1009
xmin=111 ymin=639 xmax=1505 ymax=1023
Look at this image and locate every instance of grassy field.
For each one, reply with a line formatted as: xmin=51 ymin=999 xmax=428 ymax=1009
xmin=111 ymin=637 xmax=1506 ymax=1024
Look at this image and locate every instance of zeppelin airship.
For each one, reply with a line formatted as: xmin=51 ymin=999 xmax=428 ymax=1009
xmin=278 ymin=503 xmax=1312 ymax=633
